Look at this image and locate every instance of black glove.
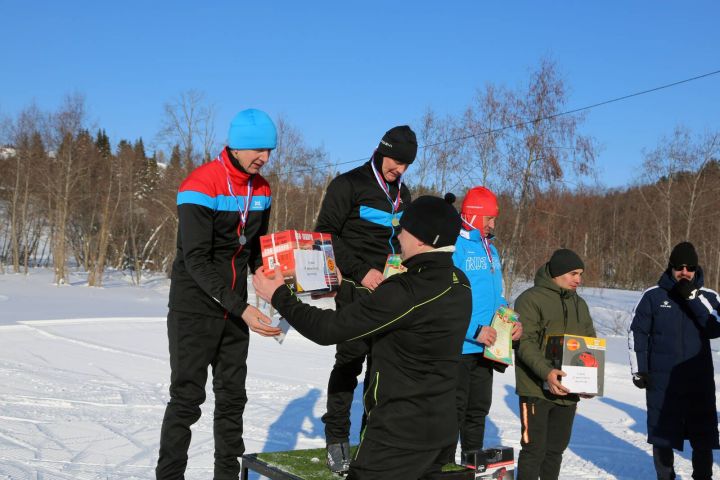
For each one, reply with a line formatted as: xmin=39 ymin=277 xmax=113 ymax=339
xmin=673 ymin=278 xmax=698 ymax=300
xmin=632 ymin=373 xmax=648 ymax=389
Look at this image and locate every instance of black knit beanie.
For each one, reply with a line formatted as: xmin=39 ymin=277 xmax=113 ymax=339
xmin=669 ymin=241 xmax=698 ymax=268
xmin=548 ymin=249 xmax=585 ymax=277
xmin=399 ymin=195 xmax=461 ymax=248
xmin=376 ymin=125 xmax=418 ymax=164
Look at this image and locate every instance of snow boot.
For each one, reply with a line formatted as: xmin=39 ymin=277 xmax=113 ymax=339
xmin=326 ymin=441 xmax=351 ymax=474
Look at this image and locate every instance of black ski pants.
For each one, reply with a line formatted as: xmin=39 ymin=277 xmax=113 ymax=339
xmin=455 ymin=353 xmax=495 ymax=454
xmin=322 ymin=337 xmax=372 ymax=444
xmin=652 ymin=445 xmax=714 ymax=480
xmin=517 ymin=396 xmax=576 ymax=480
xmin=156 ymin=310 xmax=249 ymax=480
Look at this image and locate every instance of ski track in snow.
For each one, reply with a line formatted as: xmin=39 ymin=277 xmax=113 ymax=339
xmin=0 ymin=274 xmax=718 ymax=479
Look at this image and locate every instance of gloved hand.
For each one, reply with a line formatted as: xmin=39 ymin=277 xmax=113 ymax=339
xmin=673 ymin=278 xmax=698 ymax=300
xmin=632 ymin=372 xmax=648 ymax=389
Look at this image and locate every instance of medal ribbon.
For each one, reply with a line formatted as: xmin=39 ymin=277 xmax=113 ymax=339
xmin=217 ymin=155 xmax=253 ymax=239
xmin=481 ymin=235 xmax=495 ymax=273
xmin=370 ymin=152 xmax=402 ymax=214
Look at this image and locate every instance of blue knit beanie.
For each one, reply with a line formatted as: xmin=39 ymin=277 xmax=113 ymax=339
xmin=227 ymin=109 xmax=277 ymax=150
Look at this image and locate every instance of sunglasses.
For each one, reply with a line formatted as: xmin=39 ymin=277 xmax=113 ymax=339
xmin=672 ymin=264 xmax=697 ymax=272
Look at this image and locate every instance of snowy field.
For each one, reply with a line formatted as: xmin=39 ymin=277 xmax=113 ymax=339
xmin=0 ymin=269 xmax=718 ymax=479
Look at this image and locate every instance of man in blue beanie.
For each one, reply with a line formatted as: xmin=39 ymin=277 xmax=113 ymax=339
xmin=156 ymin=108 xmax=282 ymax=480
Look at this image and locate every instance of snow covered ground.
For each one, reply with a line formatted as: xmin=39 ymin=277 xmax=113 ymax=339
xmin=0 ymin=269 xmax=718 ymax=479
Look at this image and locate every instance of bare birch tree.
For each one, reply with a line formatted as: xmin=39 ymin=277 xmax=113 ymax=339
xmin=157 ymin=90 xmax=217 ymax=170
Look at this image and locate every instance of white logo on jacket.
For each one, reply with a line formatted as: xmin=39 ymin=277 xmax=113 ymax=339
xmin=465 ymin=255 xmax=488 ymax=271
xmin=660 ymin=300 xmax=672 ymax=309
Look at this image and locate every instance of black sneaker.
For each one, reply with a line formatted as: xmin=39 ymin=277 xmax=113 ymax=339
xmin=326 ymin=442 xmax=351 ymax=474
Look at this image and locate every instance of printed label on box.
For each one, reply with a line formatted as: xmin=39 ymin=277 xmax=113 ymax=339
xmin=544 ymin=334 xmax=605 ymax=396
xmin=260 ymin=230 xmax=339 ymax=295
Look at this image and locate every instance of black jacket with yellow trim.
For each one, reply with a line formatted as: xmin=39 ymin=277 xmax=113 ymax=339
xmin=271 ymin=250 xmax=471 ymax=450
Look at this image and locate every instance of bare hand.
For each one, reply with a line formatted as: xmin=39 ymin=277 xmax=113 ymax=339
xmin=546 ymin=369 xmax=569 ymax=396
xmin=241 ymin=304 xmax=282 ymax=337
xmin=477 ymin=326 xmax=497 ymax=346
xmin=361 ymin=268 xmax=384 ymax=290
xmin=252 ymin=266 xmax=286 ymax=303
xmin=511 ymin=321 xmax=523 ymax=341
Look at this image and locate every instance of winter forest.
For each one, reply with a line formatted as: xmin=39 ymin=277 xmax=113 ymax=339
xmin=1 ymin=59 xmax=719 ymax=294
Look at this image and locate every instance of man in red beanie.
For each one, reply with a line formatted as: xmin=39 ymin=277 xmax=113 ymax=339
xmin=451 ymin=186 xmax=522 ymax=458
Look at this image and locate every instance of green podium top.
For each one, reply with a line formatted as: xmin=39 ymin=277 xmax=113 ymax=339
xmin=242 ymin=447 xmax=473 ymax=480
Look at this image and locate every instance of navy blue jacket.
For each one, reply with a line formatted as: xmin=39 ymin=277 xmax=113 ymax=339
xmin=629 ymin=267 xmax=720 ymax=449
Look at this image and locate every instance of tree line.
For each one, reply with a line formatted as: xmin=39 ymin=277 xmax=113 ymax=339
xmin=1 ymin=59 xmax=718 ymax=292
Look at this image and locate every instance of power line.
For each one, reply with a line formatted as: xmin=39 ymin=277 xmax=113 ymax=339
xmin=283 ymin=69 xmax=720 ymax=175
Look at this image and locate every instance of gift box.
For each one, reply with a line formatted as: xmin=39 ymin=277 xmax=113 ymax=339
xmin=461 ymin=446 xmax=514 ymax=479
xmin=544 ymin=334 xmax=605 ymax=396
xmin=260 ymin=230 xmax=340 ymax=294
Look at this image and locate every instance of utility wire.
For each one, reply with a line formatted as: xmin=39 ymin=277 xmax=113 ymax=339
xmin=281 ymin=69 xmax=720 ymax=176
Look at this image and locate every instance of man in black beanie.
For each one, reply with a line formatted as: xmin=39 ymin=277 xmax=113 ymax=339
xmin=253 ymin=195 xmax=470 ymax=479
xmin=629 ymin=241 xmax=720 ymax=480
xmin=513 ymin=248 xmax=596 ymax=479
xmin=314 ymin=125 xmax=416 ymax=473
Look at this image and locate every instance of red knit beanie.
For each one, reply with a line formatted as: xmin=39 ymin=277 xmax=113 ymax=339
xmin=461 ymin=186 xmax=498 ymax=230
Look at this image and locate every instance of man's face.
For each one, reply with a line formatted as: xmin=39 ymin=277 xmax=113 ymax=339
xmin=381 ymin=156 xmax=408 ymax=183
xmin=481 ymin=216 xmax=496 ymax=238
xmin=552 ymin=269 xmax=584 ymax=291
xmin=672 ymin=265 xmax=696 ymax=282
xmin=231 ymin=149 xmax=271 ymax=174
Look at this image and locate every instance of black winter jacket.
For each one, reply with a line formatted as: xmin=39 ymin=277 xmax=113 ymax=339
xmin=315 ymin=157 xmax=411 ymax=283
xmin=271 ymin=251 xmax=471 ymax=450
xmin=629 ymin=267 xmax=720 ymax=449
xmin=169 ymin=148 xmax=271 ymax=319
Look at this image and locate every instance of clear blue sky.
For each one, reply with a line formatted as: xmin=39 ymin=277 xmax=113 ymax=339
xmin=2 ymin=1 xmax=718 ymax=188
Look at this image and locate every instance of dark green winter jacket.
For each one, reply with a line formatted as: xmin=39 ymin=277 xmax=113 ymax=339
xmin=514 ymin=264 xmax=596 ymax=406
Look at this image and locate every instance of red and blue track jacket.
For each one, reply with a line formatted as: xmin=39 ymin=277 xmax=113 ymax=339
xmin=168 ymin=147 xmax=271 ymax=320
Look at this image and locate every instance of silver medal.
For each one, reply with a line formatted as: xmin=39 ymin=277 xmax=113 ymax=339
xmin=239 ymin=235 xmax=247 ymax=246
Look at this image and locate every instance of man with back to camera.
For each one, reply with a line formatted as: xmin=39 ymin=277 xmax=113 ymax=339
xmin=629 ymin=241 xmax=720 ymax=480
xmin=253 ymin=195 xmax=471 ymax=479
xmin=314 ymin=125 xmax=416 ymax=473
xmin=156 ymin=109 xmax=282 ymax=480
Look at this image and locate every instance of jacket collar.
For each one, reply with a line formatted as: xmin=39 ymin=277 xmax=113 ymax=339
xmin=658 ymin=266 xmax=705 ymax=291
xmin=459 ymin=228 xmax=495 ymax=243
xmin=221 ymin=147 xmax=254 ymax=184
xmin=402 ymin=250 xmax=454 ymax=272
